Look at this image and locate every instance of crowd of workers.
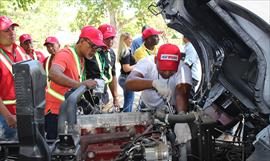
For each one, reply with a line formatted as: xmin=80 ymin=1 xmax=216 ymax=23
xmin=0 ymin=16 xmax=201 ymax=143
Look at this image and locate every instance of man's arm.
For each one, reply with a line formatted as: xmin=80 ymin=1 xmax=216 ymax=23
xmin=0 ymin=97 xmax=16 ymax=128
xmin=109 ymin=76 xmax=120 ymax=106
xmin=49 ymin=64 xmax=81 ymax=88
xmin=49 ymin=65 xmax=96 ymax=88
xmin=175 ymin=83 xmax=191 ymax=113
xmin=125 ymin=71 xmax=153 ymax=91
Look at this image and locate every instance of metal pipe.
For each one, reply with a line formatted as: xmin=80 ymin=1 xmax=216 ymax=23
xmin=58 ymin=85 xmax=87 ymax=134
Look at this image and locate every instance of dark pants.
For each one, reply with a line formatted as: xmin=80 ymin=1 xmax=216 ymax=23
xmin=45 ymin=113 xmax=58 ymax=140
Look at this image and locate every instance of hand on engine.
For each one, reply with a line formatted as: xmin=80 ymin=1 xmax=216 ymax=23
xmin=113 ymin=97 xmax=120 ymax=108
xmin=82 ymin=79 xmax=97 ymax=89
xmin=152 ymin=79 xmax=171 ymax=101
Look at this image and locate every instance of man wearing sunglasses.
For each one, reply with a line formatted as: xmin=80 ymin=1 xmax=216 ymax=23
xmin=0 ymin=16 xmax=30 ymax=140
xmin=44 ymin=26 xmax=106 ymax=139
xmin=85 ymin=24 xmax=120 ymax=109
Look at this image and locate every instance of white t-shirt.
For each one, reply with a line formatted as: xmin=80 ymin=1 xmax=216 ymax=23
xmin=133 ymin=55 xmax=192 ymax=108
xmin=184 ymin=42 xmax=202 ymax=81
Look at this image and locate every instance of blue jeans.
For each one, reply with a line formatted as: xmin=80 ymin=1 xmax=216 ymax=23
xmin=0 ymin=115 xmax=17 ymax=140
xmin=118 ymin=74 xmax=135 ymax=112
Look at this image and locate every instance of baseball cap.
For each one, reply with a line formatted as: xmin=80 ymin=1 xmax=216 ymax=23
xmin=80 ymin=26 xmax=106 ymax=47
xmin=156 ymin=44 xmax=181 ymax=71
xmin=142 ymin=28 xmax=163 ymax=39
xmin=0 ymin=16 xmax=19 ymax=31
xmin=19 ymin=34 xmax=32 ymax=43
xmin=43 ymin=36 xmax=59 ymax=46
xmin=98 ymin=24 xmax=116 ymax=39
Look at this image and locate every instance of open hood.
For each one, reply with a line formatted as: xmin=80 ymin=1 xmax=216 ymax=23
xmin=153 ymin=0 xmax=270 ymax=114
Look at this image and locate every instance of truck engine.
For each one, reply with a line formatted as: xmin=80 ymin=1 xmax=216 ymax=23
xmin=78 ymin=112 xmax=171 ymax=161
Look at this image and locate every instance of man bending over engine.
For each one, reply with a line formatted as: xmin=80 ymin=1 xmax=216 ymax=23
xmin=125 ymin=43 xmax=191 ymax=113
xmin=125 ymin=44 xmax=193 ymax=148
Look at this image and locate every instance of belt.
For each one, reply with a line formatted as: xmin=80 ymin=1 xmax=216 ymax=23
xmin=120 ymin=73 xmax=129 ymax=78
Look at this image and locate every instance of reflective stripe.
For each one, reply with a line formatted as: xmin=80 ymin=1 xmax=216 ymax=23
xmin=68 ymin=46 xmax=84 ymax=82
xmin=47 ymin=88 xmax=65 ymax=101
xmin=16 ymin=47 xmax=30 ymax=60
xmin=45 ymin=55 xmax=65 ymax=101
xmin=0 ymin=54 xmax=12 ymax=73
xmin=45 ymin=55 xmax=51 ymax=83
xmin=33 ymin=51 xmax=38 ymax=60
xmin=3 ymin=100 xmax=16 ymax=105
xmin=95 ymin=52 xmax=112 ymax=84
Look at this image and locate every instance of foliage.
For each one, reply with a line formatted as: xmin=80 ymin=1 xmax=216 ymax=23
xmin=70 ymin=0 xmax=156 ymax=34
xmin=15 ymin=0 xmax=36 ymax=11
xmin=0 ymin=0 xmax=182 ymax=50
xmin=1 ymin=0 xmax=77 ymax=49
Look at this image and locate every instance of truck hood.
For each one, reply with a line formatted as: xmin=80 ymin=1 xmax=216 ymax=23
xmin=154 ymin=0 xmax=270 ymax=114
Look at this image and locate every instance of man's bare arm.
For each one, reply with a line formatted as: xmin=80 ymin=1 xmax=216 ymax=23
xmin=49 ymin=64 xmax=97 ymax=89
xmin=0 ymin=97 xmax=16 ymax=128
xmin=49 ymin=64 xmax=81 ymax=88
xmin=125 ymin=71 xmax=153 ymax=91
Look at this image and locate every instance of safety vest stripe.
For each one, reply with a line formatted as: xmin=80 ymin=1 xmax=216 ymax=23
xmin=45 ymin=55 xmax=65 ymax=101
xmin=47 ymin=88 xmax=65 ymax=101
xmin=0 ymin=54 xmax=12 ymax=73
xmin=3 ymin=100 xmax=16 ymax=105
xmin=45 ymin=55 xmax=51 ymax=83
xmin=68 ymin=46 xmax=83 ymax=82
xmin=16 ymin=47 xmax=30 ymax=60
xmin=95 ymin=52 xmax=112 ymax=84
xmin=33 ymin=51 xmax=38 ymax=60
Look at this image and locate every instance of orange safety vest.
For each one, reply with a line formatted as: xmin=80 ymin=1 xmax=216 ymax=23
xmin=46 ymin=46 xmax=84 ymax=101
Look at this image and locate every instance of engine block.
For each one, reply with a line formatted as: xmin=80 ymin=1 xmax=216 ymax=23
xmin=77 ymin=112 xmax=153 ymax=161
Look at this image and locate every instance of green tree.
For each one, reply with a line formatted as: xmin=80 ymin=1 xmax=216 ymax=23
xmin=1 ymin=0 xmax=77 ymax=49
xmin=70 ymin=0 xmax=180 ymax=45
xmin=71 ymin=0 xmax=156 ymax=34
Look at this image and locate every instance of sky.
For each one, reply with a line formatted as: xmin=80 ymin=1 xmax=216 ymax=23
xmin=230 ymin=0 xmax=270 ymax=24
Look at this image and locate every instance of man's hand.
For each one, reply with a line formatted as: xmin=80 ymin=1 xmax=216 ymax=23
xmin=113 ymin=97 xmax=120 ymax=108
xmin=82 ymin=79 xmax=97 ymax=89
xmin=152 ymin=79 xmax=171 ymax=101
xmin=174 ymin=123 xmax=191 ymax=144
xmin=5 ymin=114 xmax=17 ymax=128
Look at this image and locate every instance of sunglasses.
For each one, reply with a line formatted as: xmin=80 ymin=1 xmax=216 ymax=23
xmin=85 ymin=39 xmax=99 ymax=50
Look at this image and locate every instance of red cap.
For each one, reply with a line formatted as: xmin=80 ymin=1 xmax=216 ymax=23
xmin=19 ymin=34 xmax=32 ymax=43
xmin=156 ymin=44 xmax=181 ymax=71
xmin=80 ymin=26 xmax=106 ymax=47
xmin=98 ymin=24 xmax=116 ymax=39
xmin=142 ymin=28 xmax=162 ymax=39
xmin=43 ymin=36 xmax=59 ymax=46
xmin=0 ymin=16 xmax=19 ymax=31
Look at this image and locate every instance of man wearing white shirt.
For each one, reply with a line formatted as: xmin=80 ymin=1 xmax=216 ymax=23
xmin=125 ymin=43 xmax=192 ymax=113
xmin=125 ymin=43 xmax=193 ymax=147
xmin=183 ymin=36 xmax=202 ymax=96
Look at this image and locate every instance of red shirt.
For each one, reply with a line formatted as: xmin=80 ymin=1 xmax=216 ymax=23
xmin=25 ymin=50 xmax=46 ymax=64
xmin=0 ymin=44 xmax=30 ymax=114
xmin=33 ymin=50 xmax=46 ymax=63
xmin=45 ymin=46 xmax=84 ymax=115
